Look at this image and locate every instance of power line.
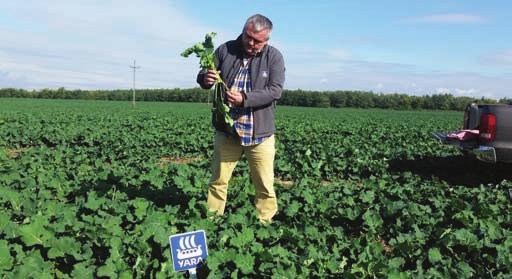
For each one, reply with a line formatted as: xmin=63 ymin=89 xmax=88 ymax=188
xmin=129 ymin=60 xmax=141 ymax=107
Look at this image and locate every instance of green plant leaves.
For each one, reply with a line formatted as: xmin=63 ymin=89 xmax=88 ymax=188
xmin=0 ymin=99 xmax=510 ymax=278
xmin=47 ymin=237 xmax=81 ymax=259
xmin=428 ymin=248 xmax=442 ymax=263
xmin=180 ymin=32 xmax=216 ymax=70
xmin=230 ymin=228 xmax=254 ymax=247
xmin=233 ymin=253 xmax=255 ymax=274
xmin=0 ymin=240 xmax=13 ymax=271
xmin=17 ymin=215 xmax=53 ymax=247
xmin=363 ymin=209 xmax=383 ymax=233
xmin=13 ymin=250 xmax=54 ymax=279
xmin=182 ymin=32 xmax=234 ymax=128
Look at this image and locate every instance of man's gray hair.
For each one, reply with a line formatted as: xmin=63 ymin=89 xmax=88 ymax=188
xmin=243 ymin=14 xmax=273 ymax=37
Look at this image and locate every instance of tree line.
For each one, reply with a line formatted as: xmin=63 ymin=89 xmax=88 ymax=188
xmin=1 ymin=87 xmax=510 ymax=111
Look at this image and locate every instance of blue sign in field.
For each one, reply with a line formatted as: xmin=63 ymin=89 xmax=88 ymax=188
xmin=169 ymin=230 xmax=208 ymax=272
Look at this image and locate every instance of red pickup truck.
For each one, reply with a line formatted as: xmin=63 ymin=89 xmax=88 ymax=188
xmin=434 ymin=104 xmax=512 ymax=163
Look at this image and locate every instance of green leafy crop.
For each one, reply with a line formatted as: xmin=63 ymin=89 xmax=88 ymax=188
xmin=0 ymin=99 xmax=511 ymax=278
xmin=181 ymin=32 xmax=234 ymax=127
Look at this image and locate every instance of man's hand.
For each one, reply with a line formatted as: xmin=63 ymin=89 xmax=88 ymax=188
xmin=226 ymin=90 xmax=244 ymax=107
xmin=203 ymin=69 xmax=219 ymax=87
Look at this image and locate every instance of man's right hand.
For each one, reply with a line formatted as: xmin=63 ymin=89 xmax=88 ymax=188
xmin=203 ymin=69 xmax=219 ymax=87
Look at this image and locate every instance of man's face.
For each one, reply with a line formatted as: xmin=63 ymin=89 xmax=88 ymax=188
xmin=242 ymin=23 xmax=270 ymax=56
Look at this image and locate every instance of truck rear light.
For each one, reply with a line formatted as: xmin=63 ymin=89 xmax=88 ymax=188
xmin=463 ymin=110 xmax=469 ymax=129
xmin=479 ymin=113 xmax=496 ymax=142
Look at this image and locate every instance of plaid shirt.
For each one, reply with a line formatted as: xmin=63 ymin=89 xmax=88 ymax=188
xmin=229 ymin=58 xmax=269 ymax=146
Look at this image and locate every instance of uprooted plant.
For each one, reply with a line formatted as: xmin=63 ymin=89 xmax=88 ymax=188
xmin=181 ymin=32 xmax=234 ymax=127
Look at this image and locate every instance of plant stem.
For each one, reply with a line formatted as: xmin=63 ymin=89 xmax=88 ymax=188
xmin=211 ymin=67 xmax=228 ymax=91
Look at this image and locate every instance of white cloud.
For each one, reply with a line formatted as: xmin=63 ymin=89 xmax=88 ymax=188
xmin=483 ymin=49 xmax=512 ymax=65
xmin=454 ymin=88 xmax=479 ymax=96
xmin=284 ymin=57 xmax=511 ymax=99
xmin=326 ymin=49 xmax=351 ymax=60
xmin=437 ymin=87 xmax=481 ymax=97
xmin=436 ymin=87 xmax=450 ymax=94
xmin=336 ymin=36 xmax=379 ymax=46
xmin=407 ymin=13 xmax=487 ymax=24
xmin=0 ymin=0 xmax=235 ymax=89
xmin=0 ymin=2 xmax=509 ymax=100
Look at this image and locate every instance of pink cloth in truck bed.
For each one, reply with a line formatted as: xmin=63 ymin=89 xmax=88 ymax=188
xmin=446 ymin=130 xmax=479 ymax=141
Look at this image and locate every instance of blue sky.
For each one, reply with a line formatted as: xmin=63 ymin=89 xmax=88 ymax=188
xmin=0 ymin=1 xmax=511 ymax=99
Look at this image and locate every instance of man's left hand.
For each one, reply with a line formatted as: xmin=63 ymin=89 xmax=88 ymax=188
xmin=226 ymin=90 xmax=244 ymax=107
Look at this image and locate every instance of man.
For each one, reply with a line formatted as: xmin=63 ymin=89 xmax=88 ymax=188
xmin=196 ymin=14 xmax=285 ymax=223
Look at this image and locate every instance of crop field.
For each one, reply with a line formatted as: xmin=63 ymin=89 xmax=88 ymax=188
xmin=0 ymin=98 xmax=511 ymax=278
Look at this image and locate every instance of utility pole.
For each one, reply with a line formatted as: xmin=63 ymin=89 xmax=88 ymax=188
xmin=129 ymin=60 xmax=141 ymax=107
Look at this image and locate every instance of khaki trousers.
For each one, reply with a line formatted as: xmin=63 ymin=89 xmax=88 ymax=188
xmin=207 ymin=132 xmax=277 ymax=222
